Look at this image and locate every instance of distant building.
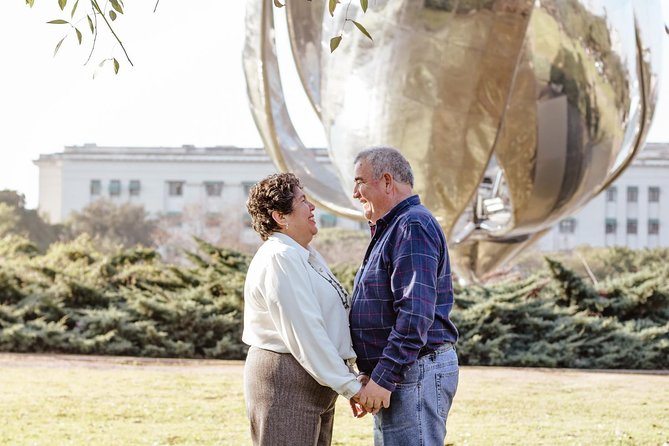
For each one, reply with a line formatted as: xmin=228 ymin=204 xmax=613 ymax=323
xmin=35 ymin=142 xmax=669 ymax=252
xmin=34 ymin=144 xmax=364 ymax=245
xmin=537 ymin=142 xmax=669 ymax=250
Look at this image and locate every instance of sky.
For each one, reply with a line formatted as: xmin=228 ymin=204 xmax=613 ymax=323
xmin=0 ymin=1 xmax=667 ymax=209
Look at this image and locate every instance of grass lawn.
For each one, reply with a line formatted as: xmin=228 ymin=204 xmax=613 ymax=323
xmin=0 ymin=353 xmax=667 ymax=445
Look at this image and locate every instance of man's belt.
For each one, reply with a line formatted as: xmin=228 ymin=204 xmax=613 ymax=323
xmin=417 ymin=342 xmax=454 ymax=359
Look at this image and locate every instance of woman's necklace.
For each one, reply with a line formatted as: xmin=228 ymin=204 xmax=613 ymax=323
xmin=308 ymin=261 xmax=350 ymax=309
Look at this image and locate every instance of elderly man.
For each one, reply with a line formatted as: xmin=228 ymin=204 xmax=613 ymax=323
xmin=349 ymin=147 xmax=459 ymax=446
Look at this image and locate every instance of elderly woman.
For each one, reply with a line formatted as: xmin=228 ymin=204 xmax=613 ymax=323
xmin=243 ymin=173 xmax=362 ymax=446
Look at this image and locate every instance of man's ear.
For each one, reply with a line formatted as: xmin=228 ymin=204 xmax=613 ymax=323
xmin=383 ymin=173 xmax=393 ymax=192
xmin=271 ymin=210 xmax=285 ymax=227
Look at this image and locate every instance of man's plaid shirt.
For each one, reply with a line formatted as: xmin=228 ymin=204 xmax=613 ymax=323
xmin=350 ymin=195 xmax=458 ymax=392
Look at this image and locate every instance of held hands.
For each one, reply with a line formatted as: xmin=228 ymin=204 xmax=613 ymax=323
xmin=350 ymin=374 xmax=369 ymax=418
xmin=350 ymin=375 xmax=391 ymax=417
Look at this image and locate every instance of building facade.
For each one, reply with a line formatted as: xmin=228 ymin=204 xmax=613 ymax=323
xmin=35 ymin=142 xmax=669 ymax=251
xmin=537 ymin=143 xmax=669 ymax=250
xmin=34 ymin=144 xmax=363 ymax=245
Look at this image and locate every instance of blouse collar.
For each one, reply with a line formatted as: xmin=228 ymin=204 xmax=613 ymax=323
xmin=268 ymin=232 xmax=311 ymax=262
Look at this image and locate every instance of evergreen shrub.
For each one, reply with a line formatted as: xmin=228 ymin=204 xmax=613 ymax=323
xmin=0 ymin=235 xmax=667 ymax=368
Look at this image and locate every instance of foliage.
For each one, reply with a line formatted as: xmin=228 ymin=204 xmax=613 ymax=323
xmin=0 ymin=203 xmax=19 ymax=237
xmin=27 ymin=0 xmax=372 ymax=74
xmin=1 ymin=236 xmax=667 ymax=369
xmin=0 ymin=235 xmax=249 ymax=359
xmin=322 ymin=0 xmax=373 ymax=52
xmin=64 ymin=199 xmax=156 ymax=249
xmin=28 ymin=0 xmax=132 ymax=75
xmin=452 ymin=255 xmax=669 ymax=369
xmin=0 ymin=190 xmax=62 ymax=250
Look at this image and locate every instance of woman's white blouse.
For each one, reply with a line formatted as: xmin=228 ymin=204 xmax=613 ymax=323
xmin=242 ymin=233 xmax=361 ymax=399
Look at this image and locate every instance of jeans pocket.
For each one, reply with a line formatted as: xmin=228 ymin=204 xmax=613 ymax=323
xmin=435 ymin=369 xmax=458 ymax=420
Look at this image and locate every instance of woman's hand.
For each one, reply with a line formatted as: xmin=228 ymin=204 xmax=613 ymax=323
xmin=350 ymin=374 xmax=371 ymax=418
xmin=349 ymin=397 xmax=367 ymax=418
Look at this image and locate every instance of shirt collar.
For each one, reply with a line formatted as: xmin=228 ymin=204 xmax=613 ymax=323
xmin=268 ymin=232 xmax=311 ymax=261
xmin=375 ymin=194 xmax=420 ymax=228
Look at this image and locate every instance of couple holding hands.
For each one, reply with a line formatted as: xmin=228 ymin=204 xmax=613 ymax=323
xmin=243 ymin=147 xmax=459 ymax=446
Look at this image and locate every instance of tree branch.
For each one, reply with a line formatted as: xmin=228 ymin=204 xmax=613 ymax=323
xmin=90 ymin=0 xmax=133 ymax=66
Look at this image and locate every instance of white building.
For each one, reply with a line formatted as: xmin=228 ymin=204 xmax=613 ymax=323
xmin=34 ymin=144 xmax=363 ymax=245
xmin=537 ymin=143 xmax=669 ymax=250
xmin=35 ymin=142 xmax=669 ymax=252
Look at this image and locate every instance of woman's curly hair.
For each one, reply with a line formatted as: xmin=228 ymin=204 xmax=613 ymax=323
xmin=246 ymin=173 xmax=302 ymax=240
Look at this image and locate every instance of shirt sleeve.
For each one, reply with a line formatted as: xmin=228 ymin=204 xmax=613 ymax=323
xmin=371 ymin=221 xmax=441 ymax=391
xmin=262 ymin=251 xmax=362 ymax=399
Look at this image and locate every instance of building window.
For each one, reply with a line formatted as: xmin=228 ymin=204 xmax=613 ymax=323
xmin=109 ymin=180 xmax=121 ymax=196
xmin=605 ymin=186 xmax=617 ymax=202
xmin=90 ymin=180 xmax=101 ymax=196
xmin=605 ymin=218 xmax=617 ymax=234
xmin=129 ymin=180 xmax=141 ymax=196
xmin=648 ymin=219 xmax=660 ymax=235
xmin=648 ymin=187 xmax=660 ymax=203
xmin=627 ymin=186 xmax=638 ymax=203
xmin=558 ymin=218 xmax=576 ymax=234
xmin=205 ymin=181 xmax=224 ymax=197
xmin=168 ymin=181 xmax=184 ymax=197
xmin=626 ymin=218 xmax=638 ymax=234
xmin=320 ymin=213 xmax=337 ymax=228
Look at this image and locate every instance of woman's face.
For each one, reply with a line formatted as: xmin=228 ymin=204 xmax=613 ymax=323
xmin=282 ymin=187 xmax=317 ymax=247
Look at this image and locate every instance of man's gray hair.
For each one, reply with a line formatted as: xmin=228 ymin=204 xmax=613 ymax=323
xmin=354 ymin=146 xmax=414 ymax=187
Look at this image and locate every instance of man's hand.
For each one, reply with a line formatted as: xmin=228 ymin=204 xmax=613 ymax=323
xmin=357 ymin=377 xmax=391 ymax=414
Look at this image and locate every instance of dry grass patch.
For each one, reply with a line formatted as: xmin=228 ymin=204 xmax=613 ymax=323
xmin=0 ymin=354 xmax=667 ymax=445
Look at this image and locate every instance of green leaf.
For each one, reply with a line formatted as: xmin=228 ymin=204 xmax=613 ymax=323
xmin=110 ymin=0 xmax=123 ymax=14
xmin=330 ymin=35 xmax=342 ymax=53
xmin=75 ymin=28 xmax=82 ymax=44
xmin=87 ymin=15 xmax=94 ymax=33
xmin=273 ymin=0 xmax=284 ymax=7
xmin=352 ymin=20 xmax=373 ymax=40
xmin=25 ymin=0 xmax=35 ymax=8
xmin=54 ymin=36 xmax=67 ymax=57
xmin=109 ymin=10 xmax=117 ymax=21
xmin=113 ymin=58 xmax=120 ymax=74
xmin=328 ymin=0 xmax=337 ymax=17
xmin=360 ymin=0 xmax=368 ymax=12
xmin=58 ymin=0 xmax=67 ymax=11
xmin=47 ymin=19 xmax=70 ymax=25
xmin=71 ymin=0 xmax=79 ymax=18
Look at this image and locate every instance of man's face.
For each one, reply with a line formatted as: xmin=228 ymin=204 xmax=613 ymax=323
xmin=352 ymin=159 xmax=389 ymax=223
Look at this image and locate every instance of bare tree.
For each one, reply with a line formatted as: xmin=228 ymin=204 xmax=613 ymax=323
xmin=152 ymin=204 xmax=259 ymax=264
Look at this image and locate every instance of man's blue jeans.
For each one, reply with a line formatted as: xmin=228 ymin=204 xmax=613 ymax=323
xmin=373 ymin=344 xmax=459 ymax=446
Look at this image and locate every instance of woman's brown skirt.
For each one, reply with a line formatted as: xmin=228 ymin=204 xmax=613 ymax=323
xmin=244 ymin=346 xmax=339 ymax=446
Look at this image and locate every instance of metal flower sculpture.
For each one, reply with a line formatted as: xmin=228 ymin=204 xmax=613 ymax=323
xmin=244 ymin=0 xmax=664 ymax=281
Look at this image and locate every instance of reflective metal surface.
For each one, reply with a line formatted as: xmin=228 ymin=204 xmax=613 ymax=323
xmin=244 ymin=0 xmax=665 ymax=281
